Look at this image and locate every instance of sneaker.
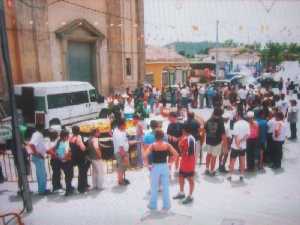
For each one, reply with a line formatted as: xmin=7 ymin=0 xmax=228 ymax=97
xmin=205 ymin=169 xmax=210 ymax=176
xmin=39 ymin=189 xmax=51 ymax=196
xmin=119 ymin=181 xmax=127 ymax=186
xmin=173 ymin=193 xmax=185 ymax=200
xmin=147 ymin=204 xmax=157 ymax=211
xmin=182 ymin=196 xmax=193 ymax=204
xmin=0 ymin=177 xmax=7 ymax=183
xmin=219 ymin=166 xmax=228 ymax=173
xmin=124 ymin=179 xmax=130 ymax=185
xmin=161 ymin=208 xmax=170 ymax=213
xmin=65 ymin=188 xmax=75 ymax=196
xmin=210 ymin=171 xmax=216 ymax=177
xmin=240 ymin=176 xmax=244 ymax=182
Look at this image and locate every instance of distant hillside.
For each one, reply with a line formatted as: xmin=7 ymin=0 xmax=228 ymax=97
xmin=165 ymin=41 xmax=218 ymax=58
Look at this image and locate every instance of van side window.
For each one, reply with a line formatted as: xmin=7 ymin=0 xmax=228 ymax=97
xmin=89 ymin=89 xmax=97 ymax=102
xmin=35 ymin=97 xmax=46 ymax=111
xmin=48 ymin=94 xmax=69 ymax=109
xmin=70 ymin=91 xmax=89 ymax=105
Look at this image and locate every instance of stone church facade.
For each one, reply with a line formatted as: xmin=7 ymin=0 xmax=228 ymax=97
xmin=1 ymin=0 xmax=145 ymax=96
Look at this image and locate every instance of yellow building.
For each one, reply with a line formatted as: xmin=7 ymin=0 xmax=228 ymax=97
xmin=145 ymin=46 xmax=190 ymax=90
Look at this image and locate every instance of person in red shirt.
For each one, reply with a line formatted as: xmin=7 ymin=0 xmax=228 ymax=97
xmin=173 ymin=124 xmax=196 ymax=204
xmin=246 ymin=111 xmax=260 ymax=171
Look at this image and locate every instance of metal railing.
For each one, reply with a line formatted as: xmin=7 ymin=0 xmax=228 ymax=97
xmin=0 ymin=148 xmax=139 ymax=183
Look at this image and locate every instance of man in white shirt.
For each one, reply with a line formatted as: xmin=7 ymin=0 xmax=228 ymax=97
xmin=28 ymin=124 xmax=50 ymax=195
xmin=180 ymin=86 xmax=190 ymax=109
xmin=276 ymin=94 xmax=288 ymax=117
xmin=238 ymin=86 xmax=248 ymax=108
xmin=227 ymin=112 xmax=250 ymax=182
xmin=271 ymin=112 xmax=287 ymax=169
xmin=198 ymin=85 xmax=206 ymax=109
xmin=113 ymin=119 xmax=130 ymax=185
xmin=218 ymin=112 xmax=232 ymax=173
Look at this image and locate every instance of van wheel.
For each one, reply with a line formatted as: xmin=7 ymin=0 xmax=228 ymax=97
xmin=99 ymin=109 xmax=109 ymax=118
xmin=49 ymin=118 xmax=61 ymax=126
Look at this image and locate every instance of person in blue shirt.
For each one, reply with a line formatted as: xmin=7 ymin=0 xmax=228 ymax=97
xmin=256 ymin=110 xmax=268 ymax=170
xmin=55 ymin=129 xmax=74 ymax=196
xmin=206 ymin=86 xmax=216 ymax=108
xmin=143 ymin=120 xmax=160 ymax=166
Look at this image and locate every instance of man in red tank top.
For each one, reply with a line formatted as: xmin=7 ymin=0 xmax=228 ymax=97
xmin=173 ymin=124 xmax=196 ymax=204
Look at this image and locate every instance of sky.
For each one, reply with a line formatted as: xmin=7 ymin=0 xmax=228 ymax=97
xmin=144 ymin=0 xmax=300 ymax=46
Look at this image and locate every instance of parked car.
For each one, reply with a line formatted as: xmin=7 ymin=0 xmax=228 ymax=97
xmin=209 ymin=80 xmax=231 ymax=88
xmin=14 ymin=81 xmax=106 ymax=129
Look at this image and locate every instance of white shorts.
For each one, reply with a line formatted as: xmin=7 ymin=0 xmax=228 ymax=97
xmin=205 ymin=144 xmax=222 ymax=157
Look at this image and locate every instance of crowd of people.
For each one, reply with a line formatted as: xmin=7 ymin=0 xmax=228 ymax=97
xmin=0 ymin=78 xmax=298 ymax=212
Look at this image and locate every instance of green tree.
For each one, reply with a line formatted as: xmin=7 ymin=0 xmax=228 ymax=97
xmin=178 ymin=50 xmax=186 ymax=56
xmin=223 ymin=39 xmax=238 ymax=48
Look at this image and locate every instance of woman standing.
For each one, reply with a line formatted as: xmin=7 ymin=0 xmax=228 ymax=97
xmin=87 ymin=128 xmax=104 ymax=190
xmin=70 ymin=126 xmax=90 ymax=193
xmin=144 ymin=130 xmax=178 ymax=211
xmin=55 ymin=130 xmax=74 ymax=196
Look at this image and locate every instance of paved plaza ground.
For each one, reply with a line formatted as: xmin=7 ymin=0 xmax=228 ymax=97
xmin=1 ymin=109 xmax=300 ymax=225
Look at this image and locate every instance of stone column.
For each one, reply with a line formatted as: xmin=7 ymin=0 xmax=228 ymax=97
xmin=106 ymin=0 xmax=124 ymax=94
xmin=135 ymin=0 xmax=145 ymax=87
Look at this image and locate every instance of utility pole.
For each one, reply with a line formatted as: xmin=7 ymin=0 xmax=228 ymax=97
xmin=0 ymin=0 xmax=33 ymax=212
xmin=215 ymin=20 xmax=220 ymax=80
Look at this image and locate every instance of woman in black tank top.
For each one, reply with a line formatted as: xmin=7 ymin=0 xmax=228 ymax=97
xmin=69 ymin=126 xmax=90 ymax=193
xmin=144 ymin=130 xmax=178 ymax=211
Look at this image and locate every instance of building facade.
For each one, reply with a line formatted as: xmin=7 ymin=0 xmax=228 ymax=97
xmin=145 ymin=46 xmax=190 ymax=89
xmin=1 ymin=0 xmax=145 ymax=96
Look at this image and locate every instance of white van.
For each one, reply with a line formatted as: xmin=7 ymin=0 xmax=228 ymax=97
xmin=14 ymin=81 xmax=106 ymax=129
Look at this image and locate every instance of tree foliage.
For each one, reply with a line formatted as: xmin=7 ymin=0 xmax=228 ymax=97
xmin=260 ymin=42 xmax=300 ymax=68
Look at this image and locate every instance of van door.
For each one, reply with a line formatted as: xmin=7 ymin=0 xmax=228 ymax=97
xmin=68 ymin=91 xmax=92 ymax=122
xmin=47 ymin=93 xmax=72 ymax=126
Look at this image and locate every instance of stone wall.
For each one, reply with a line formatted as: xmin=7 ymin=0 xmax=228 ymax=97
xmin=2 ymin=0 xmax=145 ymax=96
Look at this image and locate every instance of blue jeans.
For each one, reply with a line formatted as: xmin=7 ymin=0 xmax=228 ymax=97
xmin=136 ymin=136 xmax=143 ymax=167
xmin=32 ymin=155 xmax=47 ymax=194
xmin=150 ymin=163 xmax=170 ymax=210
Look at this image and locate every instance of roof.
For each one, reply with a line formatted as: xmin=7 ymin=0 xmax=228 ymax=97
xmin=209 ymin=48 xmax=242 ymax=54
xmin=146 ymin=46 xmax=189 ymax=64
xmin=14 ymin=81 xmax=92 ymax=89
xmin=233 ymin=52 xmax=261 ymax=60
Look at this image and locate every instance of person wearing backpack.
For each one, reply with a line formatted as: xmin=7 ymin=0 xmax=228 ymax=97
xmin=55 ymin=129 xmax=74 ymax=196
xmin=246 ymin=111 xmax=260 ymax=171
xmin=204 ymin=108 xmax=227 ymax=176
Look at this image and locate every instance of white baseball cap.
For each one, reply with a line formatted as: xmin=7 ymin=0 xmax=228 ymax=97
xmin=247 ymin=111 xmax=255 ymax=118
xmin=222 ymin=111 xmax=231 ymax=119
